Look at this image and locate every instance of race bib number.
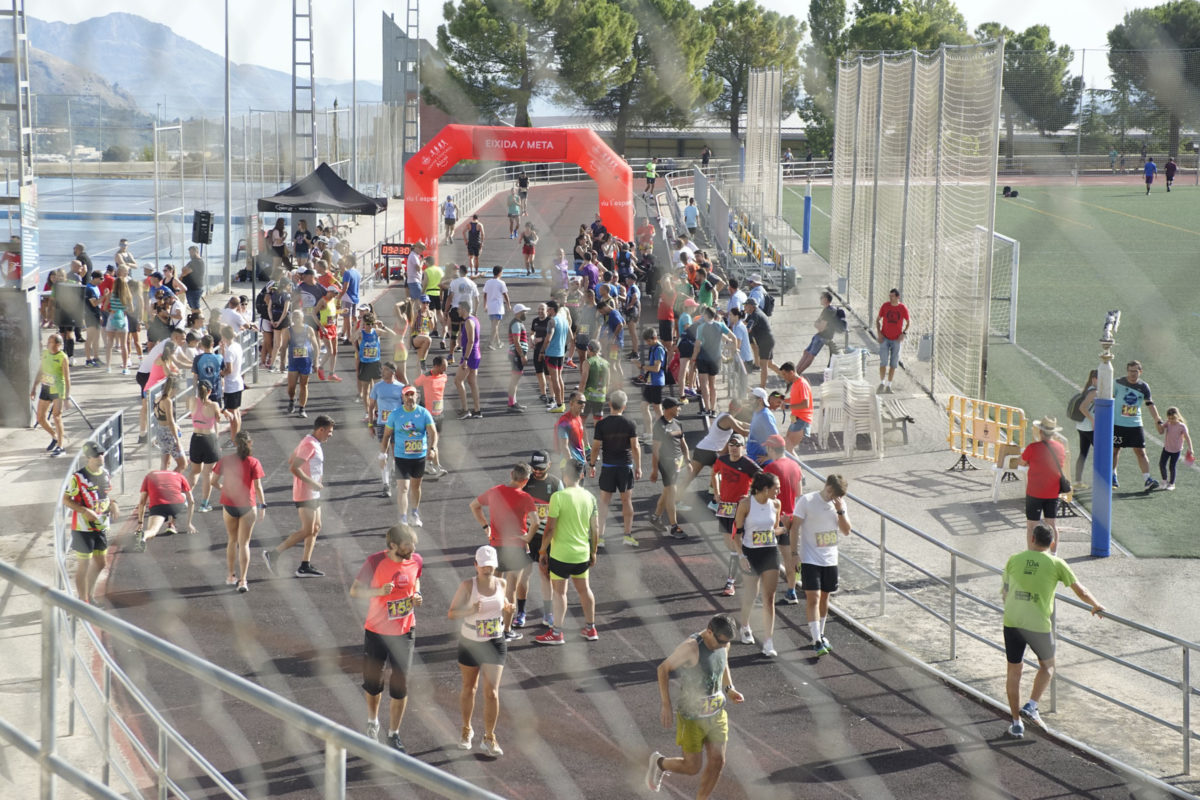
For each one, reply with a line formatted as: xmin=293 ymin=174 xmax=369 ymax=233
xmin=403 ymin=438 xmax=424 ymax=454
xmin=750 ymin=529 xmax=776 ymax=547
xmin=1121 ymin=404 xmax=1138 ymax=418
xmin=386 ymin=596 xmax=414 ymax=620
xmin=697 ymin=692 xmax=726 ymax=718
xmin=578 ymin=323 xmax=591 ymax=335
xmin=292 ymin=345 xmax=307 ymax=358
xmin=814 ymin=530 xmax=838 ymax=548
xmin=716 ymin=501 xmax=738 ymax=518
xmin=363 ymin=345 xmax=379 ymax=359
xmin=432 ymin=399 xmax=444 ymax=415
xmin=42 ymin=373 xmax=52 ymax=385
xmin=379 ymin=409 xmax=391 ymax=423
xmin=475 ymin=617 xmax=503 ymax=639
xmin=537 ymin=504 xmax=549 ymax=519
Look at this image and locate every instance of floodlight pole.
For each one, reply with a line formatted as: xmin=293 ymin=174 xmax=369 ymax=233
xmin=1091 ymin=309 xmax=1120 ymax=558
xmin=223 ymin=0 xmax=233 ymax=292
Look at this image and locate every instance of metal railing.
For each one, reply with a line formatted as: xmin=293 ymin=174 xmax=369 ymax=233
xmin=789 ymin=455 xmax=1200 ymax=778
xmin=0 ymin=560 xmax=506 ymax=800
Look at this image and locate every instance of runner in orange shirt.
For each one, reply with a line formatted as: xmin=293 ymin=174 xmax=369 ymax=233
xmin=777 ymin=362 xmax=813 ymax=453
xmin=349 ymin=523 xmax=423 ymax=752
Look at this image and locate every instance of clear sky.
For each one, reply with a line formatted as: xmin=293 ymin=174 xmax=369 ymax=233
xmin=39 ymin=0 xmax=1150 ymax=87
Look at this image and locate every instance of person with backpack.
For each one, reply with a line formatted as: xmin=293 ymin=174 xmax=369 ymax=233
xmin=1069 ymin=370 xmax=1098 ymax=489
xmin=794 ymin=291 xmax=845 ymax=375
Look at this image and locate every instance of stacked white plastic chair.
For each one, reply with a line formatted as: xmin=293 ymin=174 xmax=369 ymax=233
xmin=842 ymin=380 xmax=885 ymax=460
xmin=827 ymin=348 xmax=866 ymax=382
xmin=814 ymin=379 xmax=846 ymax=450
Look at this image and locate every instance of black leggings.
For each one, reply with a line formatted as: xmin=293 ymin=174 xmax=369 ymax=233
xmin=1075 ymin=430 xmax=1094 ymax=483
xmin=1160 ymin=450 xmax=1181 ymax=484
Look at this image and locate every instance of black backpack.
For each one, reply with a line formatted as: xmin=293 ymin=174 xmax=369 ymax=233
xmin=760 ymin=291 xmax=776 ymax=317
xmin=834 ymin=306 xmax=847 ymax=333
xmin=255 ymin=286 xmax=271 ymax=319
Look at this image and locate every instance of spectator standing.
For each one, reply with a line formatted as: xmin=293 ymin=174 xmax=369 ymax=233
xmin=1112 ymin=360 xmax=1165 ymax=491
xmin=1159 ymin=407 xmax=1192 ymax=491
xmin=442 ymin=196 xmax=458 ymax=243
xmin=181 ymin=246 xmax=206 ymax=310
xmin=1072 ymin=370 xmax=1098 ymax=488
xmin=1020 ymin=417 xmax=1069 ymax=555
xmin=875 ymin=288 xmax=909 ymax=393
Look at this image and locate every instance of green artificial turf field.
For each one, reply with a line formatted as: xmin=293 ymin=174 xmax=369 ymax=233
xmin=784 ymin=179 xmax=1200 ymax=558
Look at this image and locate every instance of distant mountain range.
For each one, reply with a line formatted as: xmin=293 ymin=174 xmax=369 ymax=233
xmin=29 ymin=12 xmax=382 ymax=117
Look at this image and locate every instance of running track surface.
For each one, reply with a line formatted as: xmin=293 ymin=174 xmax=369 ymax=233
xmin=104 ymin=183 xmax=1163 ymax=799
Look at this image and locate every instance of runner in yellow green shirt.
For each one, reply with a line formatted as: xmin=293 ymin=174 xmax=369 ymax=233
xmin=30 ymin=332 xmax=71 ymax=455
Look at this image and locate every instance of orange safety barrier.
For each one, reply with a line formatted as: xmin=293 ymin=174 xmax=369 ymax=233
xmin=946 ymin=395 xmax=1026 ymax=470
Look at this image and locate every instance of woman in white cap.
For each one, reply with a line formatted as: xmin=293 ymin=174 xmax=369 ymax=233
xmin=447 ymin=544 xmax=513 ymax=757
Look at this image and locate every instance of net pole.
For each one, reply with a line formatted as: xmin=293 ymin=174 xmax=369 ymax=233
xmin=978 ymin=38 xmax=1005 ymax=399
xmin=1074 ymin=48 xmax=1085 ymax=187
xmin=1009 ymin=239 xmax=1019 ymax=344
xmin=867 ymin=59 xmax=885 ymax=315
xmin=845 ymin=58 xmax=865 ymax=291
xmin=929 ymin=46 xmax=947 ymax=394
xmin=897 ymin=52 xmax=918 ymax=296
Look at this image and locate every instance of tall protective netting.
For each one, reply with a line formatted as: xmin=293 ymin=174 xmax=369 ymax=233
xmin=744 ymin=68 xmax=783 ymax=219
xmin=830 ymin=43 xmax=1004 ymax=398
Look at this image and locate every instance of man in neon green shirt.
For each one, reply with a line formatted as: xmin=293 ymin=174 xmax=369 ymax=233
xmin=1002 ymin=524 xmax=1104 ymax=739
xmin=534 ymin=460 xmax=599 ymax=645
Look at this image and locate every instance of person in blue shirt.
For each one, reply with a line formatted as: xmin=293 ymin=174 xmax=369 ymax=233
xmin=543 ymin=299 xmax=572 ymax=412
xmin=640 ymin=327 xmax=667 ymax=434
xmin=599 ymin=302 xmax=626 ymax=388
xmin=746 ymin=388 xmax=781 ymax=464
xmin=683 ymin=197 xmax=699 ymax=235
xmin=370 ymin=363 xmax=408 ymax=497
xmin=355 ymin=311 xmax=392 ymax=411
xmin=340 ymin=255 xmax=362 ymax=340
xmin=380 ymin=385 xmax=438 ymax=527
xmin=1144 ymin=157 xmax=1157 ymax=195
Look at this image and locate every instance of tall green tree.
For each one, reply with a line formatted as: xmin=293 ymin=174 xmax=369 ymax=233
xmin=845 ymin=0 xmax=972 ymax=52
xmin=701 ymin=0 xmax=804 ymax=140
xmin=1108 ymin=0 xmax=1200 ymax=157
xmin=431 ymin=0 xmax=634 ymax=127
xmin=977 ymin=23 xmax=1081 ymax=164
xmin=800 ymin=0 xmax=847 ymax=157
xmin=585 ymin=0 xmax=719 ymax=153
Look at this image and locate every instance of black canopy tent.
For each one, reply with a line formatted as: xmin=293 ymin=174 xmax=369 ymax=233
xmin=252 ymin=163 xmax=389 ymax=321
xmin=257 ymin=162 xmax=387 ymax=215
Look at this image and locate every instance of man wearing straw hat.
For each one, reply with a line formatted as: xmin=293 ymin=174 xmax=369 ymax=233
xmin=1020 ymin=417 xmax=1069 ymax=555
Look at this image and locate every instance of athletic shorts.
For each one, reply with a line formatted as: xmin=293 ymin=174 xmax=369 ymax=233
xmin=358 ymin=361 xmax=382 ymax=382
xmin=223 ymin=505 xmax=253 ymax=518
xmin=598 ymin=464 xmax=634 ymax=494
xmin=148 ymin=502 xmax=186 ymax=520
xmin=289 ymin=358 xmax=313 ymax=376
xmin=467 ymin=244 xmax=481 ymax=257
xmin=489 ymin=313 xmax=502 ymax=322
xmin=718 ymin=516 xmax=735 ymax=536
xmin=658 ymin=320 xmax=675 ymax=343
xmin=394 ymin=456 xmax=426 ymax=480
xmin=223 ymin=390 xmax=243 ymax=410
xmin=583 ymin=399 xmax=605 ymax=419
xmin=1025 ymin=495 xmax=1059 ymax=521
xmin=527 ymin=532 xmax=544 ymax=562
xmin=533 ymin=347 xmax=547 ymax=375
xmin=642 ymin=385 xmax=664 ymax=406
xmin=445 ymin=217 xmax=456 ymax=226
xmin=788 ymin=418 xmax=811 ymax=436
xmin=547 ymin=555 xmax=591 ymax=580
xmin=1113 ymin=426 xmax=1145 ymax=450
xmin=691 ymin=447 xmax=718 ymax=468
xmin=362 ymin=629 xmax=414 ymax=699
xmin=136 ymin=371 xmax=151 ymax=397
xmin=497 ymin=544 xmax=529 ymax=574
xmin=407 ymin=282 xmax=422 ymax=298
xmin=295 ymin=498 xmax=323 ymax=510
xmin=545 ymin=355 xmax=564 ymax=370
xmin=742 ymin=543 xmax=781 ymax=575
xmin=457 ymin=635 xmax=508 ymax=668
xmin=522 ymin=245 xmax=535 ymax=256
xmin=1004 ymin=625 xmax=1055 ymax=663
xmin=660 ymin=455 xmax=681 ymax=487
xmin=71 ymin=529 xmax=108 ymax=557
xmin=677 ymin=340 xmax=694 ymax=359
xmin=38 ymin=385 xmax=61 ymax=402
xmin=776 ymin=529 xmax=792 ymax=548
xmin=511 ymin=353 xmax=526 ymax=373
xmin=696 ymin=357 xmax=719 ymax=376
xmin=428 ymin=295 xmax=443 ymax=312
xmin=676 ymin=710 xmax=728 ymax=753
xmin=800 ymin=563 xmax=838 ymax=593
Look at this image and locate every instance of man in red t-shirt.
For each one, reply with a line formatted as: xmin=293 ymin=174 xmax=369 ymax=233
xmin=1020 ymin=417 xmax=1068 ymax=554
xmin=712 ymin=435 xmax=761 ymax=597
xmin=134 ymin=469 xmax=194 ymax=552
xmin=470 ymin=463 xmax=538 ymax=639
xmin=349 ymin=524 xmax=423 ymax=753
xmin=762 ymin=435 xmax=803 ymax=604
xmin=875 ymin=288 xmax=910 ymax=392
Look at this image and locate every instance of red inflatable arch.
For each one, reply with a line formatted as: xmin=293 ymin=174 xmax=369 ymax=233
xmin=404 ymin=124 xmax=633 ymax=264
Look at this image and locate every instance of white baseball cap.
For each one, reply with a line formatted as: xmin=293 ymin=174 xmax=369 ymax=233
xmin=475 ymin=545 xmax=498 ymax=568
